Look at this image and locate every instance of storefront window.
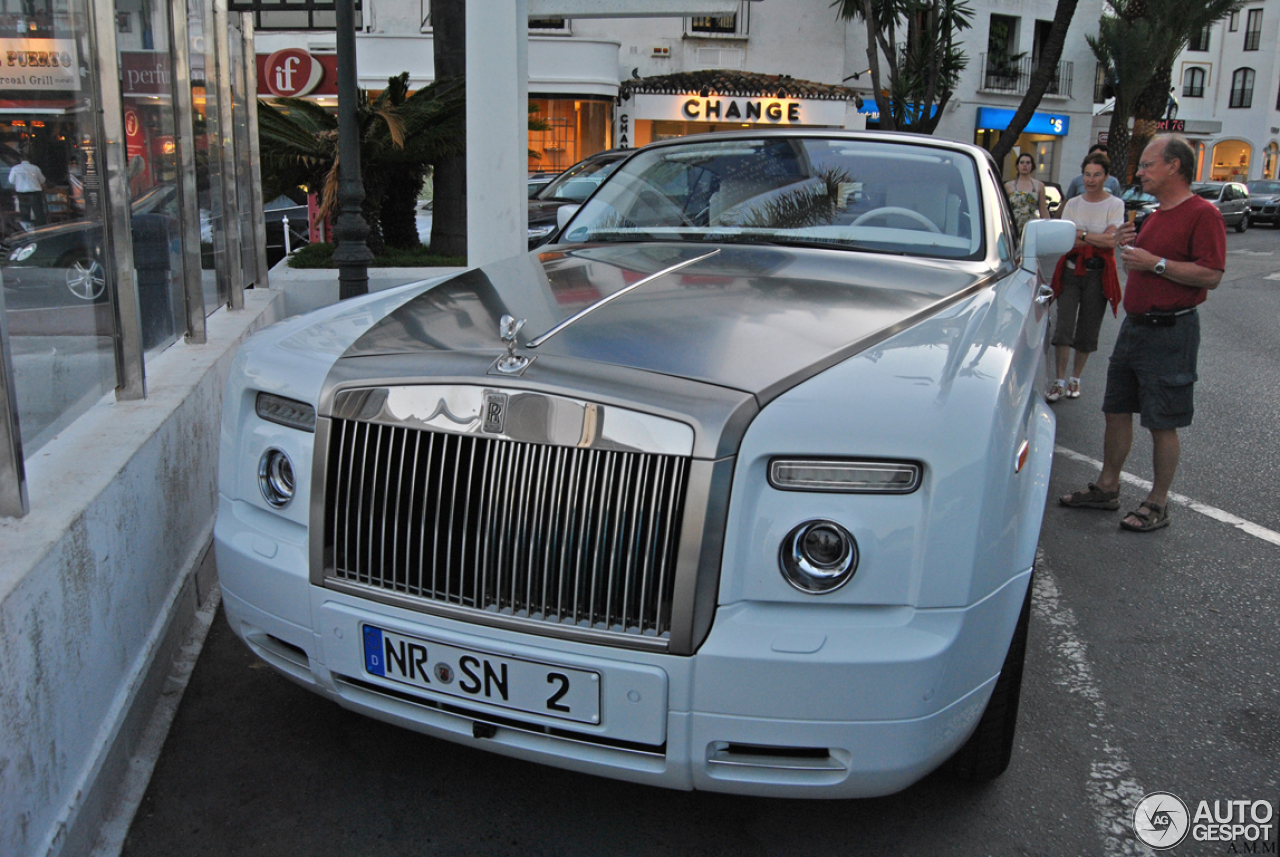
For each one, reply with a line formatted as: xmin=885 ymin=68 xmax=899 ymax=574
xmin=1210 ymin=140 xmax=1250 ymax=182
xmin=527 ymin=97 xmax=611 ymax=173
xmin=116 ymin=0 xmax=188 ymax=354
xmin=0 ymin=0 xmax=118 ymax=454
xmin=227 ymin=16 xmax=262 ymax=287
xmin=189 ymin=0 xmax=225 ymax=314
xmin=974 ymin=129 xmax=1060 ymax=184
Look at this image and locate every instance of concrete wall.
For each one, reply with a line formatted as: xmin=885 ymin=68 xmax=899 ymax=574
xmin=0 ymin=290 xmax=284 ymax=857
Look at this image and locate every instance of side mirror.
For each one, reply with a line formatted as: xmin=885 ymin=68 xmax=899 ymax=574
xmin=1020 ymin=219 xmax=1077 ymax=275
xmin=556 ymin=204 xmax=580 ymax=231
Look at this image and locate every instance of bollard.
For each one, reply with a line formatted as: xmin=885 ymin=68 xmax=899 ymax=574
xmin=282 ymin=214 xmax=292 ymax=256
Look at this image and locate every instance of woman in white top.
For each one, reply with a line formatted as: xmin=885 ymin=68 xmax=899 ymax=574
xmin=1046 ymin=152 xmax=1125 ymax=402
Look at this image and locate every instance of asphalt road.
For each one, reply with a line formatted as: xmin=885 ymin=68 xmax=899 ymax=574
xmin=121 ymin=226 xmax=1280 ymax=857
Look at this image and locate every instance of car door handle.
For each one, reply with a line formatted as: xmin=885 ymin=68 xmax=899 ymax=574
xmin=1035 ymin=283 xmax=1055 ymax=305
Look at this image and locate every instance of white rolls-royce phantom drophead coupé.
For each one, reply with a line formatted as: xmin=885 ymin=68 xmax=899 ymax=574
xmin=215 ymin=130 xmax=1075 ymax=798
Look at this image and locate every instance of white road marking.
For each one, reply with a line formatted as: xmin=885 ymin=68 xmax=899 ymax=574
xmin=1265 ymin=272 xmax=1280 ymax=280
xmin=1055 ymin=445 xmax=1280 ymax=547
xmin=1227 ymin=249 xmax=1275 ymax=256
xmin=1033 ymin=557 xmax=1155 ymax=857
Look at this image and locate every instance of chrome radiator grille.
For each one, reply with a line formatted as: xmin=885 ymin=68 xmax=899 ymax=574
xmin=324 ymin=418 xmax=689 ymax=640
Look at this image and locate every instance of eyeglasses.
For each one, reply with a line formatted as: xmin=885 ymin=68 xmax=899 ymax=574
xmin=1138 ymin=160 xmax=1162 ymax=171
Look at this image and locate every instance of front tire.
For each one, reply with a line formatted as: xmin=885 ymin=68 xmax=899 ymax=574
xmin=944 ymin=577 xmax=1032 ymax=782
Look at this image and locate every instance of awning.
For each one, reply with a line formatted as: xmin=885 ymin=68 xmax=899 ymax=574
xmin=0 ymin=98 xmax=85 ymax=115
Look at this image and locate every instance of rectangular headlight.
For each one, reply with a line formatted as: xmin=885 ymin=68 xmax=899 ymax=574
xmin=255 ymin=392 xmax=316 ymax=432
xmin=768 ymin=459 xmax=921 ymax=494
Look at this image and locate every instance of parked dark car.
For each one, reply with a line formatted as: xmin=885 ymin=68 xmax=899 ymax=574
xmin=2 ymin=183 xmax=181 ymax=309
xmin=527 ymin=149 xmax=630 ymax=248
xmin=1192 ymin=181 xmax=1250 ymax=232
xmin=1246 ymin=179 xmax=1280 ymax=226
xmin=1120 ymin=184 xmax=1158 ymax=232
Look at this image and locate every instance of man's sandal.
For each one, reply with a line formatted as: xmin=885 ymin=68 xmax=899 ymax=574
xmin=1120 ymin=501 xmax=1170 ymax=532
xmin=1060 ymin=482 xmax=1120 ymax=510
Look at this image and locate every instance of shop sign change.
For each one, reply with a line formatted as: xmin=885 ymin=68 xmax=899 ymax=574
xmin=0 ymin=38 xmax=80 ymax=91
xmin=261 ymin=48 xmax=324 ymax=97
xmin=632 ymin=93 xmax=846 ymax=127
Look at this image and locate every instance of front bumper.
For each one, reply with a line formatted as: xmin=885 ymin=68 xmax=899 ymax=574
xmin=216 ymin=495 xmax=1028 ymax=798
xmin=1249 ymin=204 xmax=1279 ymax=223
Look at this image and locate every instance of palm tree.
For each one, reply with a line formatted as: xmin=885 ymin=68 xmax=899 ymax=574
xmin=1090 ymin=0 xmax=1242 ymax=183
xmin=1123 ymin=0 xmax=1242 ymax=180
xmin=833 ymin=0 xmax=974 ymax=134
xmin=257 ymin=73 xmax=465 ymax=254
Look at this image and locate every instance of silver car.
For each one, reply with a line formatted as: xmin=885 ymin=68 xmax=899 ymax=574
xmin=215 ymin=131 xmax=1074 ymax=798
xmin=1192 ymin=181 xmax=1251 ymax=232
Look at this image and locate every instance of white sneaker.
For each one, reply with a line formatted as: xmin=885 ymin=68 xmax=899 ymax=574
xmin=1045 ymin=382 xmax=1065 ymax=403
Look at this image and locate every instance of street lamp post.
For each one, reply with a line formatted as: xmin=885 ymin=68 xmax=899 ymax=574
xmin=332 ymin=0 xmax=371 ymax=298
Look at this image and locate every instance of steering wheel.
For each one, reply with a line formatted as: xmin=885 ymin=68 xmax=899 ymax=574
xmin=851 ymin=206 xmax=941 ymax=233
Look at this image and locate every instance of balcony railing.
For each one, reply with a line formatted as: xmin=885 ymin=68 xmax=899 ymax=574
xmin=981 ymin=54 xmax=1074 ymax=99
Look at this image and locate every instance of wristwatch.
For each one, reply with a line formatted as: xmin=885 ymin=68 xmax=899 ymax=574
xmin=1154 ymin=258 xmax=1168 ymax=275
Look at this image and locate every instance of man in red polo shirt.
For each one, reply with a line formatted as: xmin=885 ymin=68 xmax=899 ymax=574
xmin=1060 ymin=135 xmax=1226 ymax=531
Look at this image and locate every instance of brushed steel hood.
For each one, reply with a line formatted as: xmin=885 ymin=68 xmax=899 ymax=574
xmin=341 ymin=242 xmax=995 ymax=403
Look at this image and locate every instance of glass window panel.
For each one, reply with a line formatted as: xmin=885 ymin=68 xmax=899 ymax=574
xmin=0 ymin=0 xmax=119 ymax=455
xmin=116 ymin=0 xmax=187 ymax=354
xmin=188 ymin=0 xmax=225 ymax=313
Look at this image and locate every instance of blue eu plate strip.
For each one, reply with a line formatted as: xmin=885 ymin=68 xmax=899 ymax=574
xmin=363 ymin=626 xmax=385 ymax=676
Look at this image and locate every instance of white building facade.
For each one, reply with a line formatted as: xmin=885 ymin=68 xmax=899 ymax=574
xmin=1167 ymin=1 xmax=1279 ymax=182
xmin=252 ymin=0 xmax=1107 ymax=184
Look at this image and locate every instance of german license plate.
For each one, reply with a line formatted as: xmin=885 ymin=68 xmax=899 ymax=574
xmin=362 ymin=625 xmax=600 ymax=724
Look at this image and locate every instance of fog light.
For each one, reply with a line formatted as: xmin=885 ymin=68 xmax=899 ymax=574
xmin=258 ymin=448 xmax=295 ymax=508
xmin=780 ymin=520 xmax=858 ymax=594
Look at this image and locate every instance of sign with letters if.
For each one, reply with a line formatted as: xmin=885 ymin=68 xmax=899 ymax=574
xmin=257 ymin=49 xmax=337 ymax=98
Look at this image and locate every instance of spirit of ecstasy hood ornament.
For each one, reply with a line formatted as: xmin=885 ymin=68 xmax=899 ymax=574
xmin=495 ymin=314 xmax=532 ymax=375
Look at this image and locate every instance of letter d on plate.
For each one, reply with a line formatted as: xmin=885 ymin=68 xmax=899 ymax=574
xmin=363 ymin=626 xmax=385 ymax=675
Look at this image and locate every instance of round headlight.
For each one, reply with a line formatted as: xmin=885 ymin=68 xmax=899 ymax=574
xmin=779 ymin=520 xmax=858 ymax=594
xmin=258 ymin=448 xmax=295 ymax=508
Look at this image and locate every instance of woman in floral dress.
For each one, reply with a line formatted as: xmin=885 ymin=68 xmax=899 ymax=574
xmin=1005 ymin=152 xmax=1050 ymax=233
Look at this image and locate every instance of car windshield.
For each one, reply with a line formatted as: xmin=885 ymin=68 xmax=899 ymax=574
xmin=559 ymin=138 xmax=984 ymax=259
xmin=1247 ymin=180 xmax=1280 ymax=194
xmin=1192 ymin=184 xmax=1223 ymax=200
xmin=1121 ymin=185 xmax=1156 ymax=204
xmin=536 ymin=156 xmax=625 ymax=203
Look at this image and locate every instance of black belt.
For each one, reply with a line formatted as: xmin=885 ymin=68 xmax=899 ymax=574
xmin=1127 ymin=308 xmax=1196 ymax=327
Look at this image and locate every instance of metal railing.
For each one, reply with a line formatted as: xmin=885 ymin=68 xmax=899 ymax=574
xmin=980 ymin=54 xmax=1074 ymax=99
